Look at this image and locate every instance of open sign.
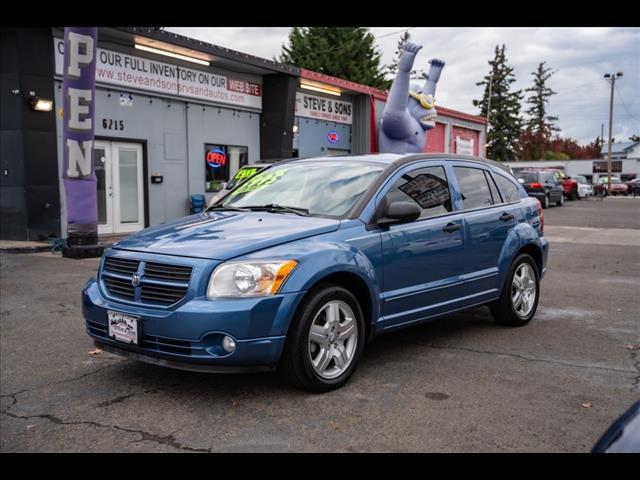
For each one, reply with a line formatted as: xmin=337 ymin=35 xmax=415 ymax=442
xmin=206 ymin=148 xmax=226 ymax=168
xmin=327 ymin=131 xmax=339 ymax=144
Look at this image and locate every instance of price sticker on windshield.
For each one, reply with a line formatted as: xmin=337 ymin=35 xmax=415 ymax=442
xmin=234 ymin=170 xmax=285 ymax=194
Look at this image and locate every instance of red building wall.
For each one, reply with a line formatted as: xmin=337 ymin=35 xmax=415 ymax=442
xmin=423 ymin=122 xmax=446 ymax=153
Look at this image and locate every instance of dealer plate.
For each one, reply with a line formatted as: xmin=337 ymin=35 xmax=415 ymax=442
xmin=107 ymin=310 xmax=140 ymax=345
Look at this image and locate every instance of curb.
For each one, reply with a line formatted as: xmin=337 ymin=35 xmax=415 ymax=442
xmin=0 ymin=246 xmax=52 ymax=254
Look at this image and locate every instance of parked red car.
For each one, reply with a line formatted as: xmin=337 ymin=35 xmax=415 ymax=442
xmin=553 ymin=170 xmax=580 ymax=200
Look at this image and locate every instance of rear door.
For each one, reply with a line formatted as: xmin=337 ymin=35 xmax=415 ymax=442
xmin=378 ymin=162 xmax=465 ymax=329
xmin=450 ymin=164 xmax=516 ymax=304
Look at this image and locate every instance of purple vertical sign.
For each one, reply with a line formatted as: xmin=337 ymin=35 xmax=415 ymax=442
xmin=62 ymin=27 xmax=99 ymax=245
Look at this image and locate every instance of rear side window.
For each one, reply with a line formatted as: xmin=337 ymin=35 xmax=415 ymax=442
xmin=494 ymin=174 xmax=521 ymax=203
xmin=385 ymin=166 xmax=453 ymax=220
xmin=453 ymin=166 xmax=494 ymax=209
xmin=485 ymin=171 xmax=502 ymax=204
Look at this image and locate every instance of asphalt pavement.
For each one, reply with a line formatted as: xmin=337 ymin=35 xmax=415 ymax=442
xmin=1 ymin=196 xmax=638 ymax=452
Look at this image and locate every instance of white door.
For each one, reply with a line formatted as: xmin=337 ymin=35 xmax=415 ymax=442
xmin=95 ymin=141 xmax=144 ymax=235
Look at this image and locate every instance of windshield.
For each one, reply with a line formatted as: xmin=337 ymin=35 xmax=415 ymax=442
xmin=220 ymin=161 xmax=384 ymax=217
xmin=600 ymin=177 xmax=621 ymax=184
xmin=517 ymin=172 xmax=539 ymax=183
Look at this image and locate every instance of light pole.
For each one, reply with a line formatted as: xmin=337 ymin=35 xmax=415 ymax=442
xmin=484 ymin=73 xmax=493 ymax=158
xmin=604 ymin=72 xmax=623 ymax=194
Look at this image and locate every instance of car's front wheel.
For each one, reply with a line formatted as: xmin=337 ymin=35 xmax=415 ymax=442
xmin=556 ymin=193 xmax=564 ymax=207
xmin=490 ymin=253 xmax=540 ymax=327
xmin=280 ymin=284 xmax=365 ymax=392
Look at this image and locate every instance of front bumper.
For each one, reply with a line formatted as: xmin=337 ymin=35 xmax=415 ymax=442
xmin=83 ymin=278 xmax=306 ymax=369
xmin=578 ymin=185 xmax=593 ymax=197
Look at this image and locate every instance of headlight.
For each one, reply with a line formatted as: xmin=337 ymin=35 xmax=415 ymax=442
xmin=207 ymin=260 xmax=298 ymax=298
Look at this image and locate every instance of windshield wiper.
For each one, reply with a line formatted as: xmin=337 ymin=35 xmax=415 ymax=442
xmin=205 ymin=206 xmax=251 ymax=214
xmin=242 ymin=204 xmax=309 ymax=216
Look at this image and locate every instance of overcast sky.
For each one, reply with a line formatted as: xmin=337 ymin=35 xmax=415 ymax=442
xmin=168 ymin=27 xmax=639 ymax=145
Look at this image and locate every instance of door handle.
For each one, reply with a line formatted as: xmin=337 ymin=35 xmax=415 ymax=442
xmin=499 ymin=213 xmax=514 ymax=222
xmin=442 ymin=222 xmax=462 ymax=233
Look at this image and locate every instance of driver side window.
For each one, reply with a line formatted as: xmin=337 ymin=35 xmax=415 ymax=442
xmin=384 ymin=166 xmax=453 ymax=220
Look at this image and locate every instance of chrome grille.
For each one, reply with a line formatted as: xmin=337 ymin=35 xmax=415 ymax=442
xmin=144 ymin=262 xmax=192 ymax=282
xmin=101 ymin=256 xmax=192 ymax=306
xmin=103 ymin=276 xmax=135 ymax=299
xmin=140 ymin=283 xmax=189 ymax=305
xmin=104 ymin=257 xmax=140 ymax=275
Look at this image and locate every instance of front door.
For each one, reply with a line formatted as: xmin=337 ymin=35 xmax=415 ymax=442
xmin=379 ymin=163 xmax=465 ymax=330
xmin=94 ymin=141 xmax=145 ymax=235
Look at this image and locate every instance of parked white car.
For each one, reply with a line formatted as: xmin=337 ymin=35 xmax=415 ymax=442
xmin=573 ymin=175 xmax=593 ymax=198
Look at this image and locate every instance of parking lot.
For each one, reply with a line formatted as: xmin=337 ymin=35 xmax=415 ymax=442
xmin=1 ymin=197 xmax=638 ymax=452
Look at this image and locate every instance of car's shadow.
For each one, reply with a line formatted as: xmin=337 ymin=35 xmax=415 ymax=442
xmin=100 ymin=306 xmax=498 ymax=399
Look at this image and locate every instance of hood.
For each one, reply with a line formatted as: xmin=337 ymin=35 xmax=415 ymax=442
xmin=112 ymin=212 xmax=341 ymax=260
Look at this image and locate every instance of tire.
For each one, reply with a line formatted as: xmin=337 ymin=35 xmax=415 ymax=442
xmin=556 ymin=193 xmax=564 ymax=207
xmin=489 ymin=253 xmax=540 ymax=327
xmin=542 ymin=194 xmax=550 ymax=209
xmin=280 ymin=284 xmax=366 ymax=392
xmin=570 ymin=188 xmax=578 ymax=200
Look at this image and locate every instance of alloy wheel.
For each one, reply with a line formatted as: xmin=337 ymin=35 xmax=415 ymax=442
xmin=511 ymin=263 xmax=537 ymax=318
xmin=307 ymin=300 xmax=358 ymax=379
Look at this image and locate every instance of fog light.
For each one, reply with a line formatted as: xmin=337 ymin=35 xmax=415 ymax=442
xmin=222 ymin=335 xmax=236 ymax=353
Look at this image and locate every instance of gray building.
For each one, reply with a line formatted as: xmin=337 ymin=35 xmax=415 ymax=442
xmin=1 ymin=27 xmax=487 ymax=241
xmin=2 ymin=27 xmax=300 ymax=240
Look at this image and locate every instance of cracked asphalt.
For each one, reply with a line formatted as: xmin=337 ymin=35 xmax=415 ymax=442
xmin=1 ymin=197 xmax=638 ymax=452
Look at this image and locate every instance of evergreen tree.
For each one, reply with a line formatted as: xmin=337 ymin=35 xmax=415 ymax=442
xmin=278 ymin=27 xmax=388 ymax=89
xmin=473 ymin=44 xmax=523 ymax=161
xmin=524 ymin=62 xmax=559 ymax=136
xmin=386 ymin=31 xmax=422 ymax=81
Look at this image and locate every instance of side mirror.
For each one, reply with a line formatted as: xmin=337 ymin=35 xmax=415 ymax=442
xmin=378 ymin=201 xmax=421 ymax=226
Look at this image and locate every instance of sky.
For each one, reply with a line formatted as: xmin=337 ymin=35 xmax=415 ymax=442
xmin=167 ymin=27 xmax=640 ymax=146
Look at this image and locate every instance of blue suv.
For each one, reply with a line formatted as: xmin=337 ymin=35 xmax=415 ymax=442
xmin=83 ymin=153 xmax=548 ymax=392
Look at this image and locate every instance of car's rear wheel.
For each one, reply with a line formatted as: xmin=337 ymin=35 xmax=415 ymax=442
xmin=542 ymin=194 xmax=550 ymax=209
xmin=570 ymin=188 xmax=578 ymax=200
xmin=280 ymin=284 xmax=365 ymax=392
xmin=490 ymin=253 xmax=540 ymax=327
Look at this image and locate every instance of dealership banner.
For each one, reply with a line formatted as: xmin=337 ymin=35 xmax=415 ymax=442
xmin=61 ymin=27 xmax=99 ymax=235
xmin=295 ymin=92 xmax=353 ymax=124
xmin=54 ymin=38 xmax=262 ymax=110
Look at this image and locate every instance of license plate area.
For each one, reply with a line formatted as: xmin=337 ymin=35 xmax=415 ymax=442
xmin=107 ymin=310 xmax=140 ymax=345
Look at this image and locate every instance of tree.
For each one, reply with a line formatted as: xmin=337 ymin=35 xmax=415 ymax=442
xmin=386 ymin=31 xmax=423 ymax=82
xmin=524 ymin=62 xmax=559 ymax=137
xmin=473 ymin=45 xmax=523 ymax=161
xmin=517 ymin=62 xmax=559 ymax=159
xmin=278 ymin=27 xmax=388 ymax=90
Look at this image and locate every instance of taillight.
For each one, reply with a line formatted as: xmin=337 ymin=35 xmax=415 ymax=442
xmin=530 ymin=182 xmax=543 ymax=189
xmin=535 ymin=199 xmax=544 ymax=234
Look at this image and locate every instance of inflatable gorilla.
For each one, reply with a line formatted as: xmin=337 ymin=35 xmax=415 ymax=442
xmin=378 ymin=42 xmax=445 ymax=153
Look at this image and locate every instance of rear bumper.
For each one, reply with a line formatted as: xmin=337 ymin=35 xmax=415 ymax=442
xmin=527 ymin=191 xmax=546 ymax=200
